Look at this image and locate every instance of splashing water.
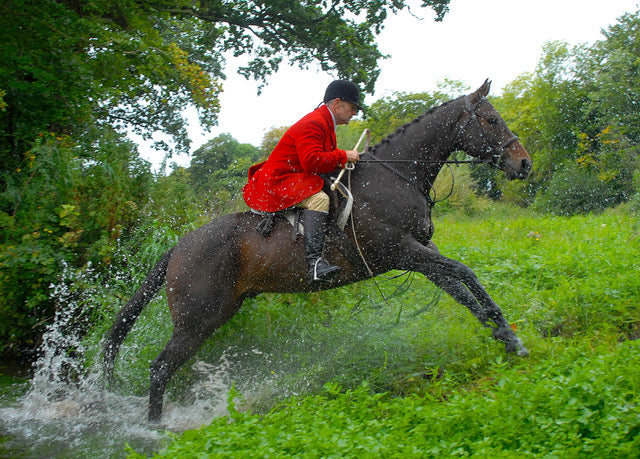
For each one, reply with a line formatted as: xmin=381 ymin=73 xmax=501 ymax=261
xmin=0 ymin=240 xmax=429 ymax=457
xmin=0 ymin=263 xmax=274 ymax=458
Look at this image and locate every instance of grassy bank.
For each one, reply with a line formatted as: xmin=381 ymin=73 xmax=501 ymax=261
xmin=132 ymin=340 xmax=640 ymax=457
xmin=123 ymin=207 xmax=639 ymax=457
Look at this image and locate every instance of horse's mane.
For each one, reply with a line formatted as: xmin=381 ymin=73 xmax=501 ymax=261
xmin=368 ymin=96 xmax=462 ymax=154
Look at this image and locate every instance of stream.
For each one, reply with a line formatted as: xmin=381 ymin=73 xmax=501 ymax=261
xmin=0 ymin=271 xmax=245 ymax=458
xmin=0 ymin=347 xmax=253 ymax=458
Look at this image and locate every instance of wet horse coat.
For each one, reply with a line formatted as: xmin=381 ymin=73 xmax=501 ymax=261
xmin=104 ymin=81 xmax=533 ymax=423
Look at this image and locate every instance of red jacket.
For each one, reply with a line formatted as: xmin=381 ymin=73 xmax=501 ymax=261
xmin=243 ymin=105 xmax=347 ymax=212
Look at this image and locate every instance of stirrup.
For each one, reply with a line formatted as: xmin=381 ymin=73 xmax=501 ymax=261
xmin=311 ymin=258 xmax=341 ymax=281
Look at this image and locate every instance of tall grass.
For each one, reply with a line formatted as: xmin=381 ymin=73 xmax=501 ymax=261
xmin=131 ymin=339 xmax=640 ymax=458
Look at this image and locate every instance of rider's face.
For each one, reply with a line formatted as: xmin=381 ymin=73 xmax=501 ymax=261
xmin=333 ymin=99 xmax=359 ymax=125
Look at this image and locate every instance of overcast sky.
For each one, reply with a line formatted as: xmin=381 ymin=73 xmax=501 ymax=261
xmin=140 ymin=0 xmax=640 ymax=169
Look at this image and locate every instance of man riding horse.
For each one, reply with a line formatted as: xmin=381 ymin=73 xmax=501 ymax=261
xmin=242 ymin=80 xmax=362 ymax=282
xmin=105 ymin=80 xmax=532 ymax=424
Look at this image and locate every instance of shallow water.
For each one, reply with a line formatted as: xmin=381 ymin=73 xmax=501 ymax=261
xmin=0 ymin=357 xmax=237 ymax=458
xmin=0 ymin=347 xmax=273 ymax=457
xmin=0 ymin=323 xmax=281 ymax=458
xmin=0 ymin=259 xmax=409 ymax=457
xmin=0 ymin=269 xmax=242 ymax=458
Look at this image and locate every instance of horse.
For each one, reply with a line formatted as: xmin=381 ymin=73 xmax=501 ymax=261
xmin=104 ymin=80 xmax=533 ymax=423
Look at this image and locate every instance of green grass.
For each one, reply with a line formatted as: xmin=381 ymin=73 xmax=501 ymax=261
xmin=118 ymin=205 xmax=640 ymax=457
xmin=130 ymin=340 xmax=640 ymax=458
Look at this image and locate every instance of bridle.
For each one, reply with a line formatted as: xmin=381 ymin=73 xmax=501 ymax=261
xmin=358 ymin=95 xmax=519 ymax=167
xmin=352 ymin=95 xmax=519 ymax=205
xmin=458 ymin=95 xmax=519 ymax=168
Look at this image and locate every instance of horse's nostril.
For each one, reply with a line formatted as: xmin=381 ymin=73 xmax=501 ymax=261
xmin=520 ymin=158 xmax=532 ymax=177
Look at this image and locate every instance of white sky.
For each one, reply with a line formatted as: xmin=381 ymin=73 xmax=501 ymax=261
xmin=141 ymin=0 xmax=640 ymax=169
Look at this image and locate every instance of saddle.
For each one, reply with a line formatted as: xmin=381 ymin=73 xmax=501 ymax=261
xmin=252 ymin=177 xmax=354 ymax=238
xmin=252 ymin=206 xmax=304 ymax=239
xmin=252 ymin=178 xmax=367 ymax=277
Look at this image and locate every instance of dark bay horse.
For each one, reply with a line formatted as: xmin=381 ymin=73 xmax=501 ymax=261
xmin=104 ymin=80 xmax=532 ymax=423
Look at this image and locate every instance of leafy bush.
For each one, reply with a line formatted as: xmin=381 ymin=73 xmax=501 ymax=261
xmin=534 ymin=163 xmax=633 ymax=215
xmin=533 ymin=127 xmax=638 ymax=216
xmin=0 ymin=132 xmax=152 ymax=356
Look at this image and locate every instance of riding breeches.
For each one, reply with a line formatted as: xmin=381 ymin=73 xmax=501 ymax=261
xmin=297 ymin=191 xmax=330 ymax=213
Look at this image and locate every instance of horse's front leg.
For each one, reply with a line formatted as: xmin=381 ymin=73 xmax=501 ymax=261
xmin=399 ymin=237 xmax=529 ymax=356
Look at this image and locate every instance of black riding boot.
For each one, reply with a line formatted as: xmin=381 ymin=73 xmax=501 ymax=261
xmin=304 ymin=210 xmax=341 ymax=281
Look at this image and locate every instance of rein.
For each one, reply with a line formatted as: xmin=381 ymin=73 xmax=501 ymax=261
xmin=357 ymin=156 xmax=486 ymax=165
xmin=362 ymin=152 xmax=436 ymax=206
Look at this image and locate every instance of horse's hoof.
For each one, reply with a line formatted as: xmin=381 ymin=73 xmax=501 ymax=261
xmin=505 ymin=339 xmax=529 ymax=357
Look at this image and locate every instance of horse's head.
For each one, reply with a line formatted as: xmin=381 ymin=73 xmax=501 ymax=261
xmin=455 ymin=80 xmax=532 ymax=180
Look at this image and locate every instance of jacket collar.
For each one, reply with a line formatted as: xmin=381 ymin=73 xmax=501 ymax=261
xmin=323 ymin=104 xmax=337 ymax=131
xmin=317 ymin=104 xmax=337 ymax=148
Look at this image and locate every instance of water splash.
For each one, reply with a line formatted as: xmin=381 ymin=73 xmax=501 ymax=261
xmin=0 ymin=263 xmax=268 ymax=457
xmin=0 ymin=244 xmax=427 ymax=457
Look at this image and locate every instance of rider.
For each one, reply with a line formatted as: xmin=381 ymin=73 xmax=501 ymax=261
xmin=242 ymin=80 xmax=362 ymax=282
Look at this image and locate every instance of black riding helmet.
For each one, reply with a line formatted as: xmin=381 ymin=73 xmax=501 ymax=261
xmin=323 ymin=80 xmax=363 ymax=111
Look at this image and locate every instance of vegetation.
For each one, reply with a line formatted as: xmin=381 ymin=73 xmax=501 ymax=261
xmin=114 ymin=208 xmax=639 ymax=457
xmin=131 ymin=343 xmax=640 ymax=457
xmin=1 ymin=3 xmax=640 ymax=456
xmin=0 ymin=0 xmax=451 ymax=356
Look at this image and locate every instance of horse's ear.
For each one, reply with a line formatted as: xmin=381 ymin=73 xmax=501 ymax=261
xmin=469 ymin=79 xmax=492 ymax=103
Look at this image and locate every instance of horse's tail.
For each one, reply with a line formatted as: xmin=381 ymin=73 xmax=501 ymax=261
xmin=103 ymin=248 xmax=174 ymax=383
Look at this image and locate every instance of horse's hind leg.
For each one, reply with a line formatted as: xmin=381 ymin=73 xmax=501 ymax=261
xmin=148 ymin=323 xmax=212 ymax=424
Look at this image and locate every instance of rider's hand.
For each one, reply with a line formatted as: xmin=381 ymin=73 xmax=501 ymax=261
xmin=345 ymin=149 xmax=359 ymax=163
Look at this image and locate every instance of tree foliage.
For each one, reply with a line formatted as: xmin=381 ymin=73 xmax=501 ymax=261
xmin=187 ymin=134 xmax=262 ymax=213
xmin=486 ymin=42 xmax=587 ymax=203
xmin=0 ymin=131 xmax=152 ymax=354
xmin=261 ymin=126 xmax=289 ymax=156
xmin=581 ymin=11 xmax=640 ymax=144
xmin=0 ymin=0 xmax=452 ymax=356
xmin=0 ymin=0 xmax=452 ymax=168
xmin=488 ymin=16 xmax=640 ymax=213
xmin=189 ymin=134 xmax=261 ymax=190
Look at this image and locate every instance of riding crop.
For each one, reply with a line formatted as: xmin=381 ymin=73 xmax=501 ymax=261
xmin=331 ymin=128 xmax=370 ymax=191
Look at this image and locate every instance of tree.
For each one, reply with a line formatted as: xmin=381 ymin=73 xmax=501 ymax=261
xmin=0 ymin=0 xmax=456 ymax=357
xmin=363 ymin=80 xmax=466 ymax=143
xmin=493 ymin=17 xmax=640 ymax=214
xmin=0 ymin=0 xmax=452 ymax=173
xmin=490 ymin=42 xmax=587 ymax=205
xmin=580 ymin=10 xmax=640 ymax=144
xmin=188 ymin=133 xmax=261 ymax=192
xmin=261 ymin=126 xmax=289 ymax=156
xmin=0 ymin=130 xmax=153 ymax=355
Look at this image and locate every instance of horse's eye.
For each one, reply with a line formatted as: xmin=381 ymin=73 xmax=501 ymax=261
xmin=487 ymin=117 xmax=499 ymax=125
